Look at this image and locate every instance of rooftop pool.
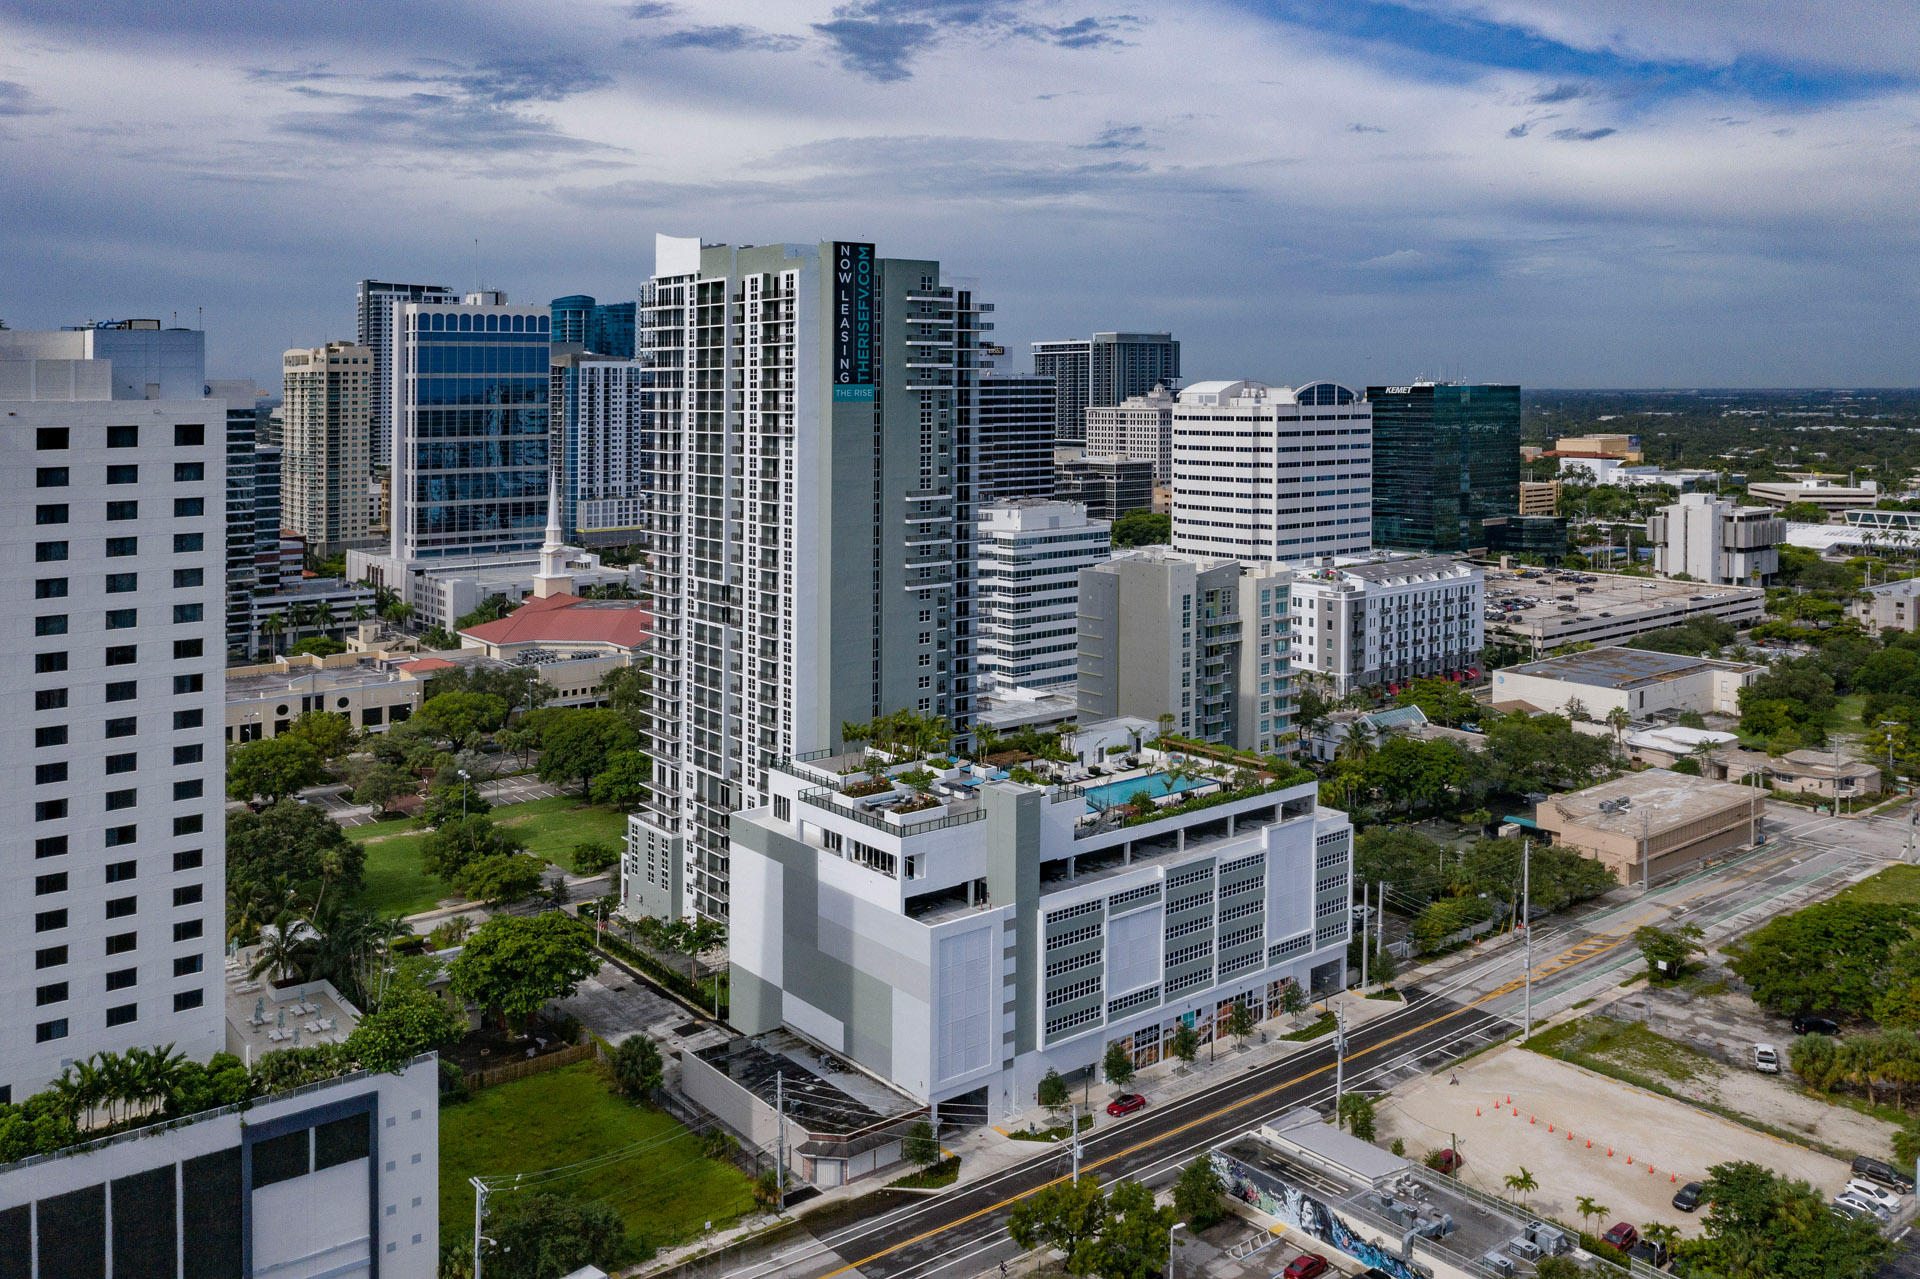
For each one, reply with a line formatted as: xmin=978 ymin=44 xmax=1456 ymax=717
xmin=1080 ymin=771 xmax=1213 ymax=813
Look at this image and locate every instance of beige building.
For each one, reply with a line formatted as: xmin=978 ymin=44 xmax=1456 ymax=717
xmin=1517 ymin=480 xmax=1560 ymax=516
xmin=1085 ymin=384 xmax=1176 ymax=483
xmin=1491 ymin=647 xmax=1763 ymax=720
xmin=226 ymin=650 xmax=438 ymax=742
xmin=1746 ymin=478 xmax=1879 ymax=518
xmin=1851 ymin=577 xmax=1920 ymax=634
xmin=1554 ymin=433 xmax=1643 ymax=462
xmin=282 ymin=340 xmax=376 ymax=554
xmin=1535 ymin=770 xmax=1764 ymax=884
xmin=1704 ymin=746 xmax=1881 ymax=803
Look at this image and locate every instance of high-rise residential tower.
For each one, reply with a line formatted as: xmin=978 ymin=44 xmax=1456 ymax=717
xmin=282 ymin=341 xmax=376 ymax=555
xmin=550 ymin=295 xmax=637 ymax=359
xmin=977 ymin=501 xmax=1110 ymax=692
xmin=1169 ymin=380 xmax=1373 ymax=563
xmin=549 ymin=351 xmax=645 ymax=545
xmin=1368 ymin=381 xmax=1522 ymax=554
xmin=975 ymin=373 xmax=1057 ymax=503
xmin=208 ymin=378 xmax=265 ymax=659
xmin=356 ymin=280 xmax=456 ymax=468
xmin=0 ymin=328 xmax=226 ymax=1101
xmin=623 ymin=236 xmax=991 ymax=921
xmin=389 ymin=292 xmax=552 ymax=562
xmin=1032 ymin=332 xmax=1179 ymax=444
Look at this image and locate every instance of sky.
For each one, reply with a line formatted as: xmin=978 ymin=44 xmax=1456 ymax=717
xmin=1 ymin=0 xmax=1916 ymax=390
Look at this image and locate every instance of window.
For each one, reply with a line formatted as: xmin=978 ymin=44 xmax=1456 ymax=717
xmin=107 ymin=536 xmax=137 ymax=557
xmin=35 ymin=578 xmax=68 ymax=599
xmin=35 ymin=799 xmax=68 ymax=822
xmin=35 ymin=873 xmax=67 ymax=895
xmin=173 ymin=568 xmax=204 ymax=588
xmin=35 ymin=836 xmax=67 ymax=858
xmin=35 ymin=651 xmax=68 ymax=673
xmin=174 ymin=954 xmax=203 ymax=976
xmin=35 ymin=725 xmax=68 ymax=747
xmin=35 ymin=909 xmax=67 ymax=932
xmin=35 ymin=504 xmax=69 ymax=525
xmin=35 ymin=689 xmax=69 ymax=711
xmin=105 ymin=932 xmax=137 ymax=954
xmin=105 ymin=968 xmax=136 ymax=991
xmin=174 ymin=462 xmax=204 ymax=482
xmin=174 ymin=424 xmax=203 ymax=446
xmin=106 ymin=572 xmax=138 ymax=593
xmin=105 ymin=1003 xmax=138 ymax=1027
xmin=173 ymin=849 xmax=203 ymax=871
xmin=173 ymin=533 xmax=204 ymax=553
xmin=106 ymin=609 xmax=138 ymax=630
xmin=105 ymin=825 xmax=137 ymax=847
xmin=36 ymin=467 xmax=69 ymax=488
xmin=106 ymin=789 xmax=137 ymax=811
xmin=173 ymin=604 xmax=204 ymax=623
xmin=35 ymin=762 xmax=68 ymax=785
xmin=173 ymin=816 xmax=204 ymax=838
xmin=173 ymin=779 xmax=204 ymax=801
xmin=106 ymin=501 xmax=139 ymax=521
xmin=36 ymin=428 xmax=68 ymax=449
xmin=105 ymin=753 xmax=137 ymax=774
xmin=106 ymin=646 xmax=137 ymax=666
xmin=107 ymin=681 xmax=137 ymax=702
xmin=35 ymin=1019 xmax=67 ymax=1043
xmin=106 ymin=464 xmax=138 ymax=485
xmin=106 ymin=861 xmax=136 ymax=883
xmin=173 ymin=744 xmax=204 ymax=764
xmin=108 ymin=425 xmax=139 ymax=448
xmin=174 ymin=639 xmax=203 ymax=658
xmin=35 ymin=615 xmax=68 ymax=636
xmin=173 ymin=990 xmax=204 ymax=1012
xmin=35 ymin=983 xmax=67 ymax=1007
xmin=173 ymin=709 xmax=204 ymax=729
xmin=106 ymin=717 xmax=137 ymax=737
xmin=36 ymin=946 xmax=67 ymax=969
xmin=173 ymin=498 xmax=205 ymax=517
xmin=105 ymin=896 xmax=138 ymax=919
xmin=36 ymin=540 xmax=69 ymax=563
xmin=173 ymin=919 xmax=203 ymax=941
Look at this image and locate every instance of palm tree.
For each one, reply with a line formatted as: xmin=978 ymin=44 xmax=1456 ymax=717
xmin=388 ymin=601 xmax=414 ymax=627
xmin=350 ymin=604 xmax=372 ymax=624
xmin=313 ymin=599 xmax=336 ymax=636
xmin=249 ymin=915 xmax=311 ymax=986
xmin=1604 ymin=705 xmax=1631 ymax=757
xmin=972 ymin=724 xmax=1004 ymax=762
xmin=1641 ymin=1222 xmax=1681 ymax=1258
xmin=1336 ymin=718 xmax=1378 ymax=765
xmin=260 ymin=611 xmax=287 ymax=657
xmin=1503 ymin=1166 xmax=1538 ymax=1208
xmin=1574 ymin=1195 xmax=1608 ymax=1236
xmin=290 ymin=603 xmax=316 ymax=645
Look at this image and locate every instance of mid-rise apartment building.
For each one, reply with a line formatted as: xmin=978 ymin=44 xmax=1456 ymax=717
xmin=1076 ymin=549 xmax=1294 ymax=754
xmin=1085 ymin=384 xmax=1176 ymax=483
xmin=1032 ymin=332 xmax=1179 ymax=444
xmin=1054 ymin=455 xmax=1154 ymax=519
xmin=977 ymin=501 xmax=1111 ymax=692
xmin=1170 ymin=381 xmax=1373 ymax=564
xmin=0 ymin=332 xmax=226 ymax=1101
xmin=1369 ymin=382 xmax=1521 ymax=554
xmin=1288 ymin=557 xmax=1485 ymax=696
xmin=1648 ymin=493 xmax=1785 ymax=586
xmin=730 ymin=755 xmax=1350 ymax=1122
xmin=550 ymin=351 xmax=645 ymax=545
xmin=975 ymin=374 xmax=1058 ymax=503
xmin=282 ymin=341 xmax=376 ymax=555
xmin=357 ymin=280 xmax=456 ymax=468
xmin=623 ymin=236 xmax=991 ymax=921
xmin=389 ymin=292 xmax=552 ymax=562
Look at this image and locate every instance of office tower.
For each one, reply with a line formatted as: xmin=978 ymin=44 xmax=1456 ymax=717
xmin=1054 ymin=455 xmax=1154 ymax=519
xmin=1369 ymin=381 xmax=1522 ymax=554
xmin=1085 ymin=384 xmax=1176 ymax=483
xmin=976 ymin=374 xmax=1057 ymax=503
xmin=1031 ymin=332 xmax=1179 ymax=444
xmin=1648 ymin=493 xmax=1784 ymax=586
xmin=209 ymin=379 xmax=263 ymax=659
xmin=550 ymin=295 xmax=638 ymax=359
xmin=624 ymin=236 xmax=990 ymax=921
xmin=549 ymin=352 xmax=645 ymax=545
xmin=282 ymin=341 xmax=376 ymax=555
xmin=0 ymin=329 xmax=226 ymax=1100
xmin=1288 ymin=557 xmax=1485 ymax=696
xmin=357 ymin=280 xmax=457 ymax=468
xmin=253 ymin=444 xmax=284 ymax=595
xmin=1077 ymin=549 xmax=1295 ymax=753
xmin=1170 ymin=381 xmax=1372 ymax=563
xmin=390 ymin=292 xmax=552 ymax=562
xmin=977 ymin=501 xmax=1111 ymax=692
xmin=1484 ymin=515 xmax=1568 ymax=565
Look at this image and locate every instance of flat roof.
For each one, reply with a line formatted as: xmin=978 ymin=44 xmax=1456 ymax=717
xmin=692 ymin=1030 xmax=919 ymax=1136
xmin=1265 ymin=1106 xmax=1409 ymax=1186
xmin=1541 ymin=768 xmax=1757 ymax=834
xmin=1504 ymin=647 xmax=1760 ymax=690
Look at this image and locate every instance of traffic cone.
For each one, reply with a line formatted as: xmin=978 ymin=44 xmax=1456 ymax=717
xmin=1608 ymin=1148 xmax=1614 ymax=1157
xmin=1530 ymin=1116 xmax=1536 ymax=1125
xmin=1670 ymin=1174 xmax=1677 ymax=1183
xmin=1476 ymin=1107 xmax=1481 ymax=1116
xmin=1627 ymin=1156 xmax=1633 ymax=1165
xmin=1547 ymin=1124 xmax=1553 ymax=1132
xmin=1586 ymin=1139 xmax=1592 ymax=1149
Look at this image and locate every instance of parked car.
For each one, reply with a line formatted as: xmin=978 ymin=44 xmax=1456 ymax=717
xmin=1844 ymin=1180 xmax=1903 ymax=1212
xmin=1672 ymin=1181 xmax=1706 ymax=1212
xmin=1602 ymin=1222 xmax=1640 ymax=1250
xmin=1836 ymin=1192 xmax=1892 ymax=1225
xmin=1430 ymin=1148 xmax=1461 ymax=1174
xmin=1793 ymin=1014 xmax=1841 ymax=1036
xmin=1629 ymin=1239 xmax=1671 ymax=1268
xmin=1105 ymin=1093 xmax=1146 ymax=1117
xmin=1751 ymin=1043 xmax=1780 ymax=1073
xmin=1283 ymin=1253 xmax=1329 ymax=1279
xmin=1831 ymin=1198 xmax=1875 ymax=1223
xmin=1852 ymin=1156 xmax=1915 ymax=1192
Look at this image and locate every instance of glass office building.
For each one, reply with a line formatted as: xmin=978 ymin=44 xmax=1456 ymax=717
xmin=392 ymin=297 xmax=552 ymax=560
xmin=549 ymin=295 xmax=637 ymax=359
xmin=1368 ymin=382 xmax=1522 ymax=554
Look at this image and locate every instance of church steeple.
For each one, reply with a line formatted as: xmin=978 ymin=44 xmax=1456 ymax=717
xmin=532 ymin=474 xmax=572 ymax=599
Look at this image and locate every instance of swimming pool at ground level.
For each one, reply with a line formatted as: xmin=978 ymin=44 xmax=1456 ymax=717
xmin=1080 ymin=771 xmax=1212 ymax=813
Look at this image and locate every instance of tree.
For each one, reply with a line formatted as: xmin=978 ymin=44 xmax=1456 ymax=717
xmin=1604 ymin=705 xmax=1631 ymax=755
xmin=421 ymin=780 xmax=492 ymax=828
xmin=350 ymin=762 xmax=416 ymax=815
xmin=1790 ymin=1031 xmax=1844 ymax=1093
xmin=1280 ymin=981 xmax=1309 ymax=1018
xmin=1338 ymin=1092 xmax=1377 ymax=1142
xmin=417 ymin=691 xmax=508 ymax=751
xmin=537 ymin=709 xmax=641 ymax=794
xmin=572 ymin=840 xmax=620 ymax=875
xmin=1224 ymin=998 xmax=1256 ymax=1050
xmin=1168 ymin=1020 xmax=1201 ymax=1069
xmin=1696 ymin=1160 xmax=1888 ymax=1279
xmin=1642 ymin=1222 xmax=1681 ymax=1257
xmin=1172 ymin=1155 xmax=1225 ymax=1231
xmin=1633 ymin=922 xmax=1706 ymax=982
xmin=1036 ymin=1068 xmax=1069 ymax=1119
xmin=1093 ymin=1179 xmax=1177 ymax=1279
xmin=450 ymin=914 xmax=599 ymax=1033
xmin=1573 ymin=1195 xmax=1608 ymax=1236
xmin=1103 ymin=1041 xmax=1136 ymax=1092
xmin=588 ymin=748 xmax=652 ymax=807
xmin=608 ymin=1035 xmax=663 ymax=1098
xmin=1726 ymin=900 xmax=1916 ymax=1014
xmin=1110 ymin=510 xmax=1171 ymax=547
xmin=1008 ymin=1177 xmax=1109 ymax=1274
xmin=226 ymin=736 xmax=326 ymax=804
xmin=288 ymin=636 xmax=346 ymax=658
xmin=1534 ymin=1257 xmax=1588 ymax=1279
xmin=902 ymin=1120 xmax=940 ymax=1167
xmin=227 ymin=801 xmax=365 ymax=911
xmin=1503 ymin=1165 xmax=1538 ymax=1208
xmin=483 ymin=1192 xmax=625 ymax=1279
xmin=457 ymin=853 xmax=547 ymax=907
xmin=421 ymin=814 xmax=528 ymax=888
xmin=1393 ymin=677 xmax=1481 ymax=727
xmin=346 ymin=968 xmax=467 ymax=1071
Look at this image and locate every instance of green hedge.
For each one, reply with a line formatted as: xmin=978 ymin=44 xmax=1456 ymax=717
xmin=598 ymin=933 xmax=727 ymax=1019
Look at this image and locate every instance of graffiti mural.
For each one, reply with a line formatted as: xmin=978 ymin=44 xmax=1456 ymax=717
xmin=1209 ymin=1151 xmax=1426 ymax=1279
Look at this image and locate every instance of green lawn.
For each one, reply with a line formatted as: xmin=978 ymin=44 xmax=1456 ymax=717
xmin=346 ymin=796 xmax=626 ymax=918
xmin=440 ymin=1062 xmax=756 ymax=1256
xmin=1529 ymin=1015 xmax=1721 ymax=1086
xmin=1835 ymin=864 xmax=1920 ymax=908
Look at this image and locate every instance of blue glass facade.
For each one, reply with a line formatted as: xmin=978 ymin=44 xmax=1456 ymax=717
xmin=549 ymin=295 xmax=636 ymax=359
xmin=401 ymin=307 xmax=551 ymax=559
xmin=1369 ymin=382 xmax=1521 ymax=554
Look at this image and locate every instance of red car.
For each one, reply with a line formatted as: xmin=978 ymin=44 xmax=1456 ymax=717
xmin=1602 ymin=1223 xmax=1639 ymax=1251
xmin=1105 ymin=1093 xmax=1147 ymax=1117
xmin=1283 ymin=1253 xmax=1329 ymax=1279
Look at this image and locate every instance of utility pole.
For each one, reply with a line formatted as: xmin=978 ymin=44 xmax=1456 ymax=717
xmin=774 ymin=1070 xmax=787 ymax=1209
xmin=1376 ymin=881 xmax=1385 ymax=958
xmin=1522 ymin=838 xmax=1533 ymax=1042
xmin=1069 ymin=1102 xmax=1082 ymax=1180
xmin=470 ymin=1177 xmax=488 ymax=1279
xmin=1333 ymin=1002 xmax=1348 ymax=1125
xmin=1359 ymin=883 xmax=1369 ymax=990
xmin=1642 ymin=806 xmax=1651 ymax=891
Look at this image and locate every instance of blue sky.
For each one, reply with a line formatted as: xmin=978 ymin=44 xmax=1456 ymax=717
xmin=1 ymin=0 xmax=1915 ymax=388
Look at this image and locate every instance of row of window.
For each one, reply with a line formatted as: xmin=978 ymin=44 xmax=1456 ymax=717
xmin=35 ymin=499 xmax=205 ymax=525
xmin=33 ymin=424 xmax=206 ymax=450
xmin=35 ymin=989 xmax=205 ymax=1044
xmin=35 ymin=605 xmax=204 ymax=634
xmin=37 ymin=462 xmax=204 ymax=486
xmin=1045 ymin=975 xmax=1102 ymax=1008
xmin=1046 ymin=922 xmax=1102 ymax=951
xmin=37 ymin=568 xmax=205 ymax=596
xmin=35 ymin=534 xmax=206 ymax=561
xmin=1167 ymin=862 xmax=1213 ymax=890
xmin=1044 ymin=948 xmax=1102 ymax=980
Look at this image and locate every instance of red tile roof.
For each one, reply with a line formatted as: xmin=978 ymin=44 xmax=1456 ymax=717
xmin=459 ymin=593 xmax=650 ymax=651
xmin=397 ymin=657 xmax=459 ymax=673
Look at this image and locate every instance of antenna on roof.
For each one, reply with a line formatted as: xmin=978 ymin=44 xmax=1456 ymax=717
xmin=473 ymin=238 xmax=482 ymax=292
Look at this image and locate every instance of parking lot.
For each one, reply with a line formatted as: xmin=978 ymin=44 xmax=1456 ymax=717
xmin=297 ymin=774 xmax=568 ymax=827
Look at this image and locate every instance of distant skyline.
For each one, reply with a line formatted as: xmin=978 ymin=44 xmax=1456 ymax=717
xmin=1 ymin=0 xmax=1915 ymax=389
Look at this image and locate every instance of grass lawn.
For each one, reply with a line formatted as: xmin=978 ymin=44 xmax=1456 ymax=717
xmin=1830 ymin=694 xmax=1868 ymax=741
xmin=351 ymin=829 xmax=446 ymax=918
xmin=489 ymin=795 xmax=627 ymax=865
xmin=1835 ymin=864 xmax=1920 ymax=908
xmin=440 ymin=1062 xmax=756 ymax=1257
xmin=1528 ymin=1015 xmax=1721 ymax=1086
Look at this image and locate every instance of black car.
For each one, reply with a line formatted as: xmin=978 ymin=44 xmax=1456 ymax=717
xmin=1852 ymin=1155 xmax=1916 ymax=1192
xmin=1672 ymin=1181 xmax=1706 ymax=1211
xmin=1793 ymin=1014 xmax=1841 ymax=1036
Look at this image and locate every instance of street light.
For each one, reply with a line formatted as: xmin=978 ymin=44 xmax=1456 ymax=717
xmin=1169 ymin=1222 xmax=1188 ymax=1279
xmin=459 ymin=768 xmax=471 ymax=820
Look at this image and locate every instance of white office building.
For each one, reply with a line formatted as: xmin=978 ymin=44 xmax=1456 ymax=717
xmin=1085 ymin=384 xmax=1176 ymax=484
xmin=283 ymin=341 xmax=377 ymax=555
xmin=1289 ymin=557 xmax=1484 ymax=696
xmin=1170 ymin=381 xmax=1372 ymax=563
xmin=977 ymin=501 xmax=1111 ymax=693
xmin=730 ymin=755 xmax=1350 ymax=1123
xmin=0 ymin=331 xmax=227 ymax=1102
xmin=1647 ymin=493 xmax=1785 ymax=586
xmin=357 ymin=280 xmax=456 ymax=469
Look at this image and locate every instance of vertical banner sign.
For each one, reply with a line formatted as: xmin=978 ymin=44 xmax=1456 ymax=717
xmin=832 ymin=242 xmax=876 ymax=402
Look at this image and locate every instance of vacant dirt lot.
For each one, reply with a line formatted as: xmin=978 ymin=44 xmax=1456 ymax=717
xmin=1376 ymin=1043 xmax=1856 ymax=1238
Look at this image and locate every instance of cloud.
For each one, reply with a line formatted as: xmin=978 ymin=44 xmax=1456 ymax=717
xmin=1530 ymin=80 xmax=1587 ymax=103
xmin=813 ymin=1 xmax=1139 ymax=80
xmin=652 ymin=24 xmax=803 ymax=52
xmin=1347 ymin=122 xmax=1386 ymax=133
xmin=1550 ymin=126 xmax=1617 ymax=141
xmin=1507 ymin=120 xmax=1535 ymax=137
xmin=625 ymin=1 xmax=677 ymax=15
xmin=450 ymin=57 xmax=610 ymax=104
xmin=1042 ymin=16 xmax=1139 ymax=49
xmin=0 ymin=81 xmax=52 ymax=116
xmin=1080 ymin=123 xmax=1149 ymax=150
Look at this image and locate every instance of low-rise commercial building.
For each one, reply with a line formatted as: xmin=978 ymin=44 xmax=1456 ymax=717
xmin=1055 ymin=454 xmax=1154 ymax=519
xmin=1490 ymin=648 xmax=1763 ymax=720
xmin=723 ymin=752 xmax=1351 ymax=1123
xmin=1554 ymin=433 xmax=1642 ymax=462
xmin=457 ymin=590 xmax=650 ymax=704
xmin=1517 ymin=480 xmax=1560 ymax=516
xmin=1745 ymin=478 xmax=1880 ymax=517
xmin=1647 ymin=493 xmax=1784 ymax=586
xmin=1851 ymin=577 xmax=1920 ymax=633
xmin=1704 ymin=746 xmax=1881 ymax=802
xmin=345 ymin=544 xmax=637 ymax=631
xmin=1304 ymin=704 xmax=1482 ymax=763
xmin=1289 ymin=557 xmax=1484 ymax=697
xmin=1534 ymin=770 xmax=1764 ymax=884
xmin=1556 ymin=457 xmax=1716 ymax=490
xmin=1482 ymin=568 xmax=1765 ymax=656
xmin=226 ymin=650 xmax=435 ymax=741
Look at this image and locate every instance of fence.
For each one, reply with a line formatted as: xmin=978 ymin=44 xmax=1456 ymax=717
xmin=462 ymin=1040 xmax=594 ymax=1093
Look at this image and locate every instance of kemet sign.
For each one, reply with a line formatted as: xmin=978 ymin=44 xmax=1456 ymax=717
xmin=833 ymin=241 xmax=875 ymax=402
